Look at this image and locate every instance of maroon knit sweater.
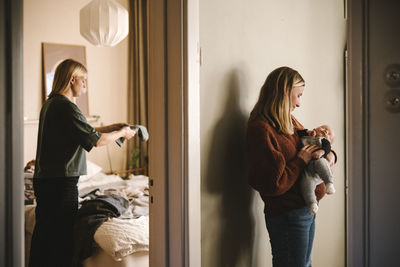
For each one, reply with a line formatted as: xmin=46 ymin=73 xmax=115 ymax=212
xmin=246 ymin=115 xmax=326 ymax=217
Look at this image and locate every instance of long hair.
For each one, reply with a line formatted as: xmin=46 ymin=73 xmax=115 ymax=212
xmin=48 ymin=58 xmax=87 ymax=98
xmin=249 ymin=66 xmax=304 ymax=135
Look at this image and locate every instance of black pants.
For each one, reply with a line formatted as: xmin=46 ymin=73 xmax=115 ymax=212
xmin=29 ymin=177 xmax=79 ymax=267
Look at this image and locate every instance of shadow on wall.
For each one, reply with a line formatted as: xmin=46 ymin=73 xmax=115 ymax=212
xmin=204 ymin=69 xmax=255 ymax=267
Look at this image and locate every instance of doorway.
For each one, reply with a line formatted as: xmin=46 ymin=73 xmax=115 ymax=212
xmin=1 ymin=0 xmax=200 ymax=266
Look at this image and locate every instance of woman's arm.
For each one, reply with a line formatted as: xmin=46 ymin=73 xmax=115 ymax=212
xmin=95 ymin=123 xmax=129 ymax=133
xmin=95 ymin=126 xmax=136 ymax=147
xmin=246 ymin=122 xmax=316 ymax=196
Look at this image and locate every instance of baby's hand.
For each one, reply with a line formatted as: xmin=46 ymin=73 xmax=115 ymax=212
xmin=312 ymin=149 xmax=325 ymax=159
xmin=307 ymin=129 xmax=317 ymax=137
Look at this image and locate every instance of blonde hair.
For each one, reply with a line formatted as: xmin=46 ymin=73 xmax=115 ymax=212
xmin=48 ymin=58 xmax=87 ymax=98
xmin=249 ymin=66 xmax=304 ymax=135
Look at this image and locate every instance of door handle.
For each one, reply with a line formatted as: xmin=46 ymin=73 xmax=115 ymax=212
xmin=384 ymin=89 xmax=400 ymax=113
xmin=384 ymin=64 xmax=400 ymax=87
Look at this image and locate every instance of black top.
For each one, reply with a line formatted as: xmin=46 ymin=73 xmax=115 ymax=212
xmin=34 ymin=94 xmax=101 ymax=178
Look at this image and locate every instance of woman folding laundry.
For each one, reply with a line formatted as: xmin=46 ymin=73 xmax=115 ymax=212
xmin=29 ymin=58 xmax=136 ymax=267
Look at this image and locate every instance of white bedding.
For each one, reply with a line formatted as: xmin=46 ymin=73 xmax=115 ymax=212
xmin=94 ymin=216 xmax=149 ymax=261
xmin=77 ymin=172 xmax=150 ymax=259
xmin=84 ymin=250 xmax=149 ymax=267
xmin=77 ymin=172 xmax=125 ymax=197
xmin=25 ymin=169 xmax=149 ymax=266
xmin=78 ymin=173 xmax=149 ymax=218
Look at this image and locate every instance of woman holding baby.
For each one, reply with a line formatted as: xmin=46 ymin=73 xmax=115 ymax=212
xmin=246 ymin=66 xmax=336 ymax=267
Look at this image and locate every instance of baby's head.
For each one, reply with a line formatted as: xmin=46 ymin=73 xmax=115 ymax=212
xmin=313 ymin=125 xmax=335 ymax=143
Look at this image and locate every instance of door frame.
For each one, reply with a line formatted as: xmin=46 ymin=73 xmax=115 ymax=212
xmin=346 ymin=0 xmax=369 ymax=266
xmin=1 ymin=0 xmax=201 ymax=266
xmin=133 ymin=0 xmax=203 ymax=266
xmin=0 ymin=0 xmax=24 ymax=266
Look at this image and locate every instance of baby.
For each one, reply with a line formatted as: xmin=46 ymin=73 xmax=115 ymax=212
xmin=298 ymin=125 xmax=336 ymax=215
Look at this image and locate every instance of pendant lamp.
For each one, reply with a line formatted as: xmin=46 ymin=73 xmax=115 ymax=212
xmin=80 ymin=0 xmax=129 ymax=47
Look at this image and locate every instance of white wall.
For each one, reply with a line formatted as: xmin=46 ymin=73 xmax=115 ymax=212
xmin=23 ymin=0 xmax=129 ymax=172
xmin=200 ymin=1 xmax=346 ymax=266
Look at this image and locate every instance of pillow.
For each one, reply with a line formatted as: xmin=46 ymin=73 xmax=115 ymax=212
xmin=79 ymin=160 xmax=103 ymax=182
xmin=94 ymin=216 xmax=149 ymax=260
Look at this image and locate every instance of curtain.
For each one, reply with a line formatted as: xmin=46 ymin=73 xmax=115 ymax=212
xmin=126 ymin=0 xmax=148 ymax=174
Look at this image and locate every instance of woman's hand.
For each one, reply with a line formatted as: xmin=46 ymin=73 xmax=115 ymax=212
xmin=122 ymin=126 xmax=136 ymax=140
xmin=95 ymin=125 xmax=135 ymax=147
xmin=297 ymin=144 xmax=319 ymax=164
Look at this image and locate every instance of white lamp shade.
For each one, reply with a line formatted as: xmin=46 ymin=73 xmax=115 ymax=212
xmin=80 ymin=0 xmax=129 ymax=47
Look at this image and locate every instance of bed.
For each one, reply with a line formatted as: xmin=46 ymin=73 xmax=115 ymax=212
xmin=24 ymin=161 xmax=149 ymax=267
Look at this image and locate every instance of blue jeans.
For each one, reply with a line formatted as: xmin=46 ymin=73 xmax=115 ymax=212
xmin=265 ymin=207 xmax=316 ymax=267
